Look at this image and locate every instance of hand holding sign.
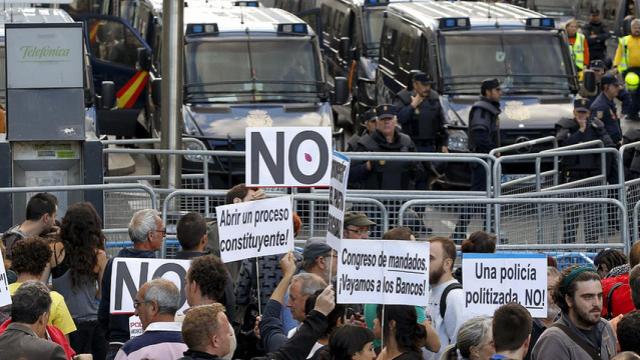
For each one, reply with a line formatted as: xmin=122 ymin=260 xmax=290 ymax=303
xmin=314 ymin=285 xmax=336 ymax=316
xmin=279 ymin=252 xmax=297 ymax=278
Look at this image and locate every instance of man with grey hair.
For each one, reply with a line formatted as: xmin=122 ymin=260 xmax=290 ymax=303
xmin=0 ymin=281 xmax=66 ymax=359
xmin=99 ymin=209 xmax=165 ymax=360
xmin=286 ymin=272 xmax=327 ymax=338
xmin=114 ymin=279 xmax=186 ymax=360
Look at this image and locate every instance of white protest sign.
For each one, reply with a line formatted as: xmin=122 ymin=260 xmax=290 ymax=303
xmin=245 ymin=127 xmax=332 ymax=187
xmin=0 ymin=249 xmax=11 ymax=307
xmin=129 ymin=316 xmax=143 ymax=338
xmin=337 ymin=239 xmax=429 ymax=306
xmin=216 ymin=196 xmax=294 ymax=263
xmin=109 ymin=258 xmax=191 ymax=315
xmin=326 ymin=151 xmax=350 ymax=249
xmin=462 ymin=253 xmax=548 ymax=318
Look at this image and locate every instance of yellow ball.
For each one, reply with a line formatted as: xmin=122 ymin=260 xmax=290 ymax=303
xmin=626 ymin=72 xmax=640 ymax=91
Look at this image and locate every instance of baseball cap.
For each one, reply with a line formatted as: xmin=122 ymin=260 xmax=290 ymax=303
xmin=413 ymin=71 xmax=433 ymax=84
xmin=344 ymin=211 xmax=376 ymax=227
xmin=375 ymin=104 xmax=398 ymax=119
xmin=601 ymin=74 xmax=621 ymax=87
xmin=303 ymin=240 xmax=332 ymax=261
xmin=573 ymin=98 xmax=590 ymax=112
xmin=590 ymin=59 xmax=606 ymax=70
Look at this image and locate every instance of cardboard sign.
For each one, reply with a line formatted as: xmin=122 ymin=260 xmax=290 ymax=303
xmin=462 ymin=253 xmax=548 ymax=318
xmin=216 ymin=196 xmax=294 ymax=263
xmin=109 ymin=258 xmax=191 ymax=314
xmin=0 ymin=249 xmax=11 ymax=307
xmin=245 ymin=127 xmax=332 ymax=187
xmin=326 ymin=152 xmax=350 ymax=249
xmin=337 ymin=239 xmax=429 ymax=306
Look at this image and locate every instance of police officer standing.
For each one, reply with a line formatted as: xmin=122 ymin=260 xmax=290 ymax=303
xmin=590 ymin=74 xmax=623 ymax=146
xmin=394 ymin=72 xmax=447 ymax=153
xmin=453 ymin=79 xmax=501 ymax=240
xmin=346 ymin=108 xmax=377 ymax=151
xmin=556 ymin=98 xmax=614 ymax=243
xmin=349 ymin=104 xmax=423 ymax=190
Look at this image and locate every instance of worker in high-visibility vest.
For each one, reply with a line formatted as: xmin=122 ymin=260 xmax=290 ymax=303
xmin=566 ymin=19 xmax=590 ymax=78
xmin=615 ymin=18 xmax=640 ymax=120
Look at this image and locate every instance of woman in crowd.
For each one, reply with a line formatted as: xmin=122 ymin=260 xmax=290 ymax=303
xmin=373 ymin=305 xmax=435 ymax=360
xmin=324 ymin=325 xmax=376 ymax=360
xmin=441 ymin=316 xmax=494 ymax=360
xmin=51 ymin=202 xmax=108 ymax=360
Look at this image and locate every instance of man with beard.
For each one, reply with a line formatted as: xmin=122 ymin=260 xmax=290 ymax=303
xmin=525 ymin=267 xmax=561 ymax=360
xmin=532 ymin=266 xmax=616 ymax=360
xmin=425 ymin=237 xmax=465 ymax=360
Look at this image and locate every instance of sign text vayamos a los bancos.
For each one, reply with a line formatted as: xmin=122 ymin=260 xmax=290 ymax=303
xmin=5 ymin=24 xmax=83 ymax=89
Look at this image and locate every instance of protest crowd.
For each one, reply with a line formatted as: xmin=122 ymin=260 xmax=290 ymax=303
xmin=0 ymin=187 xmax=639 ymax=360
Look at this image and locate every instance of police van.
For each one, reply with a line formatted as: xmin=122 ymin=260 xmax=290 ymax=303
xmin=377 ymin=1 xmax=579 ymax=188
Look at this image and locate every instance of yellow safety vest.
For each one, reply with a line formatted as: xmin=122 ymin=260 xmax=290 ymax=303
xmin=571 ymin=32 xmax=585 ymax=70
xmin=619 ymin=35 xmax=631 ymax=73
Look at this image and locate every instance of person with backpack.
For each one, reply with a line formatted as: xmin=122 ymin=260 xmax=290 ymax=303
xmin=601 ymin=243 xmax=640 ymax=320
xmin=425 ymin=237 xmax=466 ymax=360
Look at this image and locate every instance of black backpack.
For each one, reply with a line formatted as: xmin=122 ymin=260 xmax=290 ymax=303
xmin=440 ymin=282 xmax=463 ymax=319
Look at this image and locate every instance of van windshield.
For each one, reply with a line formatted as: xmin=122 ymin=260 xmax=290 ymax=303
xmin=184 ymin=38 xmax=322 ymax=103
xmin=530 ymin=0 xmax=575 ymax=16
xmin=363 ymin=9 xmax=385 ymax=57
xmin=439 ymin=32 xmax=571 ymax=94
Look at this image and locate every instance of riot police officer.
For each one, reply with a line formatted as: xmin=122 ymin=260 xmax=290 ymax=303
xmin=393 ymin=72 xmax=448 ymax=153
xmin=591 ymin=73 xmax=623 ymax=146
xmin=346 ymin=108 xmax=377 ymax=152
xmin=349 ymin=104 xmax=423 ymax=190
xmin=556 ymin=98 xmax=614 ymax=243
xmin=453 ymin=79 xmax=502 ymax=241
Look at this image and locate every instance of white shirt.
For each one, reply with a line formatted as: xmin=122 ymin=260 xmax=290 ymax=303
xmin=424 ymin=279 xmax=466 ymax=360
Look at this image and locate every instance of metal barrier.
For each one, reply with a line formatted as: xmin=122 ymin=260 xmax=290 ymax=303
xmin=398 ymin=197 xmax=628 ymax=253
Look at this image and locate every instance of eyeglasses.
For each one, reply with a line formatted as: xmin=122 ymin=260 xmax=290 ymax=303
xmin=152 ymin=228 xmax=166 ymax=236
xmin=133 ymin=300 xmax=150 ymax=309
xmin=345 ymin=227 xmax=370 ymax=236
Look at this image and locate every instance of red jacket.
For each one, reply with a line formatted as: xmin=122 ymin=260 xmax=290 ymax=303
xmin=601 ymin=274 xmax=635 ymax=318
xmin=0 ymin=319 xmax=76 ymax=360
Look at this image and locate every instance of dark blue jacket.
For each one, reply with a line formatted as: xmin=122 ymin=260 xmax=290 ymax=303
xmin=590 ymin=92 xmax=623 ymax=144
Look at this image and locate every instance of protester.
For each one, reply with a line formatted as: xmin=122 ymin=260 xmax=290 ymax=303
xmin=453 ymin=231 xmax=497 ymax=283
xmin=175 ymin=213 xmax=235 ymax=321
xmin=532 ymin=266 xmax=616 ymax=360
xmin=343 ymin=212 xmax=375 ymax=240
xmin=525 ymin=267 xmax=561 ymax=360
xmin=1 ymin=192 xmax=58 ymax=264
xmin=617 ymin=310 xmax=640 ymax=354
xmin=382 ymin=227 xmax=415 ymax=240
xmin=630 ymin=264 xmax=640 ymax=309
xmin=490 ymin=303 xmax=532 ymax=360
xmin=302 ymin=289 xmax=346 ymax=359
xmin=185 ymin=255 xmax=228 ymax=308
xmin=324 ymin=325 xmax=375 ymax=360
xmin=51 ymin=202 xmax=108 ymax=360
xmin=426 ymin=237 xmax=465 ymax=360
xmin=7 ymin=237 xmax=76 ymax=336
xmin=178 ymin=303 xmax=236 ymax=360
xmin=114 ymin=279 xmax=186 ymax=360
xmin=0 ymin=281 xmax=66 ymax=359
xmin=601 ymin=242 xmax=640 ymax=319
xmin=441 ymin=316 xmax=493 ymax=360
xmin=99 ymin=209 xmax=163 ymax=360
xmin=595 ymin=249 xmax=628 ymax=279
xmin=374 ymin=304 xmax=439 ymax=360
xmin=301 ymin=241 xmax=337 ymax=284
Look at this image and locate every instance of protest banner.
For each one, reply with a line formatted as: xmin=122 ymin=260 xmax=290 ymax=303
xmin=326 ymin=151 xmax=350 ymax=250
xmin=216 ymin=196 xmax=294 ymax=263
xmin=337 ymin=239 xmax=429 ymax=306
xmin=109 ymin=258 xmax=191 ymax=314
xmin=245 ymin=127 xmax=332 ymax=187
xmin=462 ymin=253 xmax=548 ymax=318
xmin=0 ymin=249 xmax=10 ymax=307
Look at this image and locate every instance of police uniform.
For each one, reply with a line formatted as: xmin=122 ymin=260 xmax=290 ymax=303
xmin=590 ymin=74 xmax=623 ymax=145
xmin=586 ymin=60 xmax=634 ymax=116
xmin=346 ymin=108 xmax=376 ymax=152
xmin=556 ymin=98 xmax=614 ymax=243
xmin=393 ymin=72 xmax=447 ymax=152
xmin=349 ymin=105 xmax=423 ymax=190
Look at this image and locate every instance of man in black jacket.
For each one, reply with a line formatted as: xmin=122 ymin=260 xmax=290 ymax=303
xmin=556 ymin=98 xmax=614 ymax=243
xmin=583 ymin=8 xmax=609 ymax=62
xmin=453 ymin=79 xmax=501 ymax=240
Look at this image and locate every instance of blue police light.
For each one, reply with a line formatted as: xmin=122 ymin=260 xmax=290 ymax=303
xmin=186 ymin=23 xmax=219 ymax=35
xmin=526 ymin=18 xmax=555 ymax=29
xmin=277 ymin=23 xmax=308 ymax=34
xmin=364 ymin=0 xmax=389 ymax=6
xmin=438 ymin=17 xmax=470 ymax=31
xmin=234 ymin=1 xmax=259 ymax=6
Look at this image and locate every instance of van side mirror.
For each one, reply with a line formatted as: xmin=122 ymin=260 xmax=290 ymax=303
xmin=339 ymin=37 xmax=351 ymax=61
xmin=582 ymin=69 xmax=597 ymax=94
xmin=151 ymin=77 xmax=162 ymax=107
xmin=333 ymin=77 xmax=348 ymax=105
xmin=137 ymin=48 xmax=151 ymax=71
xmin=101 ymin=81 xmax=116 ymax=110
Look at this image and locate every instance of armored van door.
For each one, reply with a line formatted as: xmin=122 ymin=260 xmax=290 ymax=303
xmin=79 ymin=15 xmax=152 ymax=136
